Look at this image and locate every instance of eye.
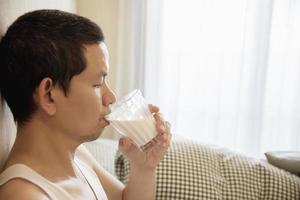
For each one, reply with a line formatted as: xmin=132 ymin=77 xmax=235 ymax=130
xmin=93 ymin=84 xmax=101 ymax=88
xmin=93 ymin=84 xmax=101 ymax=97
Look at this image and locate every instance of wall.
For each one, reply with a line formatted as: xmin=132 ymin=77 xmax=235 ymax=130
xmin=77 ymin=0 xmax=118 ymax=93
xmin=0 ymin=0 xmax=76 ymax=34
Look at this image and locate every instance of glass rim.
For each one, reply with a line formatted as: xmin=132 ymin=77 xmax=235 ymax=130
xmin=110 ymin=89 xmax=141 ymax=108
xmin=105 ymin=89 xmax=144 ymax=120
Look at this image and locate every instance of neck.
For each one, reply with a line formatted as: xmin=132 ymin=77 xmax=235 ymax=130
xmin=6 ymin=117 xmax=81 ymax=181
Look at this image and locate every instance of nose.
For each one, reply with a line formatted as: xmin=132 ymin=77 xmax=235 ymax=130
xmin=102 ymin=85 xmax=116 ymax=107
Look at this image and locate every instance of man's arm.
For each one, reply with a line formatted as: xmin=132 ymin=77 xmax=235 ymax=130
xmin=122 ymin=163 xmax=156 ymax=200
xmin=76 ymin=144 xmax=158 ymax=200
xmin=0 ymin=179 xmax=50 ymax=200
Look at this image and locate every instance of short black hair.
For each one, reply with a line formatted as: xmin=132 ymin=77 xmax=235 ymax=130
xmin=0 ymin=9 xmax=104 ymax=126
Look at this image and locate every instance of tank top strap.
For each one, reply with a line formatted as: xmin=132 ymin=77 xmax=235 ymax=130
xmin=74 ymin=158 xmax=108 ymax=200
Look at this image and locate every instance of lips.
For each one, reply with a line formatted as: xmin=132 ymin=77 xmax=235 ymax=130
xmin=100 ymin=110 xmax=111 ymax=125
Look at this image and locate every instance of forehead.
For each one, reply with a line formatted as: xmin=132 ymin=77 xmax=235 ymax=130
xmin=82 ymin=42 xmax=109 ymax=76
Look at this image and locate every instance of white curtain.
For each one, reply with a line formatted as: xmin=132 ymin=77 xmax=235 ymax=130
xmin=143 ymin=0 xmax=300 ymax=157
xmin=114 ymin=0 xmax=166 ymax=97
xmin=114 ymin=0 xmax=147 ymax=96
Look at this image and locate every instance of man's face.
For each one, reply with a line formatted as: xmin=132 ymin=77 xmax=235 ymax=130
xmin=53 ymin=42 xmax=116 ymax=142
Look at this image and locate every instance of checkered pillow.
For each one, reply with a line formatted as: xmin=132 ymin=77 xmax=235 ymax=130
xmin=115 ymin=138 xmax=300 ymax=200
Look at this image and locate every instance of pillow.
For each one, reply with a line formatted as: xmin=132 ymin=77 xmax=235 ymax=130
xmin=265 ymin=151 xmax=300 ymax=176
xmin=115 ymin=138 xmax=300 ymax=200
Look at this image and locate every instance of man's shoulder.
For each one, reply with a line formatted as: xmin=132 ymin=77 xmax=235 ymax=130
xmin=0 ymin=178 xmax=50 ymax=200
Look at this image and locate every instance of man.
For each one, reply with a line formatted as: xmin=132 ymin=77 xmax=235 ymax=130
xmin=0 ymin=9 xmax=171 ymax=199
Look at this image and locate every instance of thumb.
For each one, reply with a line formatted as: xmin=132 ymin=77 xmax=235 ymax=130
xmin=118 ymin=137 xmax=135 ymax=154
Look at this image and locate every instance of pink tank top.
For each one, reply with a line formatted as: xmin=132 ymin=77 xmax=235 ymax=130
xmin=0 ymin=158 xmax=108 ymax=200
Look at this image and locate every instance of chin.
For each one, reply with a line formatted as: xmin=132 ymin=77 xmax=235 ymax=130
xmin=87 ymin=131 xmax=103 ymax=142
xmin=80 ymin=121 xmax=107 ymax=142
xmin=79 ymin=129 xmax=103 ymax=143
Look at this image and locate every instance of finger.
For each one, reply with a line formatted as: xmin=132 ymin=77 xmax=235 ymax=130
xmin=118 ymin=137 xmax=133 ymax=150
xmin=143 ymin=131 xmax=172 ymax=153
xmin=148 ymin=104 xmax=159 ymax=114
xmin=164 ymin=121 xmax=171 ymax=133
xmin=141 ymin=139 xmax=157 ymax=151
xmin=156 ymin=132 xmax=171 ymax=147
xmin=153 ymin=113 xmax=166 ymax=133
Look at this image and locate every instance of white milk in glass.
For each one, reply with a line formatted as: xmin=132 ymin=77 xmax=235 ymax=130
xmin=110 ymin=115 xmax=157 ymax=148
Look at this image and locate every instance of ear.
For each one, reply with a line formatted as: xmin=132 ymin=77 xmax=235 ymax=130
xmin=33 ymin=77 xmax=56 ymax=116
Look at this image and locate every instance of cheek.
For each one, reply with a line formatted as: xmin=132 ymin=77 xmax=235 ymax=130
xmin=87 ymin=89 xmax=102 ymax=113
xmin=74 ymin=89 xmax=103 ymax=120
